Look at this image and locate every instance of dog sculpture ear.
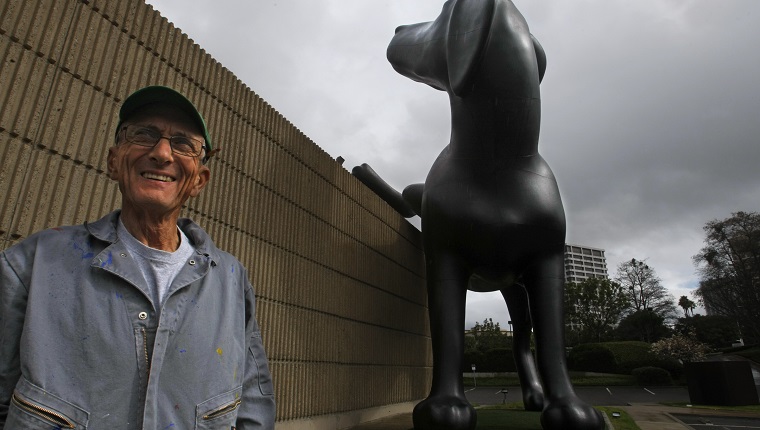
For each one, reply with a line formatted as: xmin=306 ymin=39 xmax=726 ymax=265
xmin=446 ymin=0 xmax=495 ymax=96
xmin=532 ymin=34 xmax=547 ymax=84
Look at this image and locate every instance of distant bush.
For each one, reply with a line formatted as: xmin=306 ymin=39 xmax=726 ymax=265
xmin=568 ymin=344 xmax=616 ymax=373
xmin=463 ymin=350 xmax=484 ymax=373
xmin=632 ymin=367 xmax=672 ymax=386
xmin=651 ymin=332 xmax=709 ymax=363
xmin=568 ymin=341 xmax=683 ymax=378
xmin=605 ymin=341 xmax=664 ymax=374
xmin=653 ymin=357 xmax=684 ymax=380
xmin=464 ymin=348 xmax=516 ymax=372
xmin=482 ymin=348 xmax=517 ymax=372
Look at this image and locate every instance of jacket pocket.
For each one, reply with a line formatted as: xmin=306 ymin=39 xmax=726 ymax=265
xmin=6 ymin=377 xmax=89 ymax=429
xmin=195 ymin=386 xmax=243 ymax=430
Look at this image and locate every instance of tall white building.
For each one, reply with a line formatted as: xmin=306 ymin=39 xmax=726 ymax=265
xmin=564 ymin=244 xmax=609 ymax=283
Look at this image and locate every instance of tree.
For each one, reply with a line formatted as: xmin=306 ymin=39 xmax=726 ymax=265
xmin=615 ymin=309 xmax=671 ymax=343
xmin=564 ymin=278 xmax=629 ymax=344
xmin=467 ymin=318 xmax=509 ymax=352
xmin=675 ymin=315 xmax=740 ymax=349
xmin=678 ymin=296 xmax=696 ymax=317
xmin=464 ymin=318 xmax=512 ymax=372
xmin=615 ymin=258 xmax=678 ymax=322
xmin=693 ymin=211 xmax=760 ymax=344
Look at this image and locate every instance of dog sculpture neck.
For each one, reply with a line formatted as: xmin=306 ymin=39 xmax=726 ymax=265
xmin=448 ymin=94 xmax=541 ymax=158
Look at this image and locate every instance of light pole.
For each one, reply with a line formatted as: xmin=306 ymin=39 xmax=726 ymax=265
xmin=471 ymin=364 xmax=476 ymax=388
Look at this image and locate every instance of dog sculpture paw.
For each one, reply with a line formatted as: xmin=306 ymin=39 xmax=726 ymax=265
xmin=540 ymin=396 xmax=605 ymax=430
xmin=522 ymin=385 xmax=545 ymax=412
xmin=413 ymin=395 xmax=477 ymax=430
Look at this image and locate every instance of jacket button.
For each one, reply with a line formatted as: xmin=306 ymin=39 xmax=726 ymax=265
xmin=138 ymin=312 xmax=148 ymax=320
xmin=189 ymin=260 xmax=196 ymax=266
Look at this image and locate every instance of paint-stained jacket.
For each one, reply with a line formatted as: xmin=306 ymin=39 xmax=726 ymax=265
xmin=0 ymin=210 xmax=275 ymax=429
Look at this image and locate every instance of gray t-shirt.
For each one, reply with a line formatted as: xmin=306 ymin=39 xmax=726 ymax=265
xmin=117 ymin=217 xmax=195 ymax=309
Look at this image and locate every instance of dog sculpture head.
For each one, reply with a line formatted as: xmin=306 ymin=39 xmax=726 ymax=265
xmin=388 ymin=0 xmax=546 ymax=98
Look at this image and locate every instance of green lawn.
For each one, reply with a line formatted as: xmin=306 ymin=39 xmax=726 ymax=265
xmin=474 ymin=404 xmax=640 ymax=430
xmin=475 ymin=408 xmax=541 ymax=429
xmin=596 ymin=407 xmax=640 ymax=430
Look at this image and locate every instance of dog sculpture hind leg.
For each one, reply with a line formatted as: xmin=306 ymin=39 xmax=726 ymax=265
xmin=355 ymin=1 xmax=604 ymax=429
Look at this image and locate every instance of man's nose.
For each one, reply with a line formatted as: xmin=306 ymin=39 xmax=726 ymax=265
xmin=148 ymin=136 xmax=174 ymax=161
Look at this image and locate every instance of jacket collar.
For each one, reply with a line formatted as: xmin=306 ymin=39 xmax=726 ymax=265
xmin=84 ymin=210 xmax=216 ymax=256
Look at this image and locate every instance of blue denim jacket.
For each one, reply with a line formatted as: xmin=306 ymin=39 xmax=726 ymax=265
xmin=0 ymin=211 xmax=275 ymax=429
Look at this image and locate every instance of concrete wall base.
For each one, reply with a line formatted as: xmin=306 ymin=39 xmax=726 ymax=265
xmin=276 ymin=400 xmax=420 ymax=430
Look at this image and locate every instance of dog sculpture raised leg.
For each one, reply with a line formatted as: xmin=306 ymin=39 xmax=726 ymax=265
xmin=353 ymin=1 xmax=604 ymax=429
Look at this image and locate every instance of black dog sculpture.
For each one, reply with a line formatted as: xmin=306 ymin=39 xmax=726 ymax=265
xmin=353 ymin=1 xmax=604 ymax=429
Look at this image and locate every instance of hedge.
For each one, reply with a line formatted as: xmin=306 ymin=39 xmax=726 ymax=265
xmin=568 ymin=341 xmax=683 ymax=378
xmin=463 ymin=348 xmax=517 ymax=372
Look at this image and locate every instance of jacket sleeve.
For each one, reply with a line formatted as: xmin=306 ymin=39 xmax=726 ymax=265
xmin=0 ymin=251 xmax=28 ymax=426
xmin=235 ymin=276 xmax=276 ymax=429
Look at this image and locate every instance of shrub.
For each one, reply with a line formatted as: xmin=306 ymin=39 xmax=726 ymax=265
xmin=568 ymin=344 xmax=617 ymax=373
xmin=463 ymin=350 xmax=484 ymax=372
xmin=654 ymin=357 xmax=684 ymax=380
xmin=481 ymin=348 xmax=516 ymax=372
xmin=605 ymin=341 xmax=664 ymax=374
xmin=464 ymin=348 xmax=516 ymax=372
xmin=650 ymin=332 xmax=709 ymax=363
xmin=568 ymin=341 xmax=683 ymax=377
xmin=632 ymin=366 xmax=672 ymax=386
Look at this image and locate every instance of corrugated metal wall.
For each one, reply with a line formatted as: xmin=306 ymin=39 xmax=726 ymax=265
xmin=0 ymin=0 xmax=431 ymax=425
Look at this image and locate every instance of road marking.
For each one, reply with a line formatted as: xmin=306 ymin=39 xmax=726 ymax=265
xmin=644 ymin=388 xmax=656 ymax=395
xmin=606 ymin=387 xmax=612 ymax=395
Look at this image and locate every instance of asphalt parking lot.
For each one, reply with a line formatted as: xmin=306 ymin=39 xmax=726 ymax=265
xmin=464 ymin=385 xmax=690 ymax=406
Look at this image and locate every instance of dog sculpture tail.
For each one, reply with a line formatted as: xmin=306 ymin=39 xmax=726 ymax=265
xmin=351 ymin=163 xmax=422 ymax=218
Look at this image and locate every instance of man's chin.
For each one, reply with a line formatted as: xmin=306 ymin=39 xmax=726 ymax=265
xmin=121 ymin=198 xmax=182 ymax=218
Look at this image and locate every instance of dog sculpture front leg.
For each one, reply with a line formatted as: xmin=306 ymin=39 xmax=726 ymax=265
xmin=523 ymin=253 xmax=605 ymax=430
xmin=413 ymin=252 xmax=477 ymax=430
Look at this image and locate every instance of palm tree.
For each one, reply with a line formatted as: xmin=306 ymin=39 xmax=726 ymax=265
xmin=678 ymin=296 xmax=696 ymax=317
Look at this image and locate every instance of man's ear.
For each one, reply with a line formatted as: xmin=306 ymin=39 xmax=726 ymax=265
xmin=190 ymin=165 xmax=211 ymax=198
xmin=107 ymin=146 xmax=120 ymax=180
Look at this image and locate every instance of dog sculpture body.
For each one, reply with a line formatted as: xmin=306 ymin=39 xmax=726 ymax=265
xmin=353 ymin=1 xmax=605 ymax=429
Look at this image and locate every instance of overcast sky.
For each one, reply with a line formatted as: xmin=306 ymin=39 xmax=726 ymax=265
xmin=145 ymin=0 xmax=760 ymax=329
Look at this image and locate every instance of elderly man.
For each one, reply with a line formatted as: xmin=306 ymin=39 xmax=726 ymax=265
xmin=0 ymin=86 xmax=275 ymax=429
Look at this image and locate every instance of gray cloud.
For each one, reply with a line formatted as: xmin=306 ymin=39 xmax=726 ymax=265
xmin=147 ymin=0 xmax=760 ymax=328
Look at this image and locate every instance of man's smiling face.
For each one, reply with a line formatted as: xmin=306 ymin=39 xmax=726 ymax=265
xmin=107 ymin=103 xmax=210 ymax=221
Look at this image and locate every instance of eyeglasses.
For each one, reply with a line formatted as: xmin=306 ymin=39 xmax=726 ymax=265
xmin=120 ymin=125 xmax=205 ymax=158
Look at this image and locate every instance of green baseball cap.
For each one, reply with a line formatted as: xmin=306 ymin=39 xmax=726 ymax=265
xmin=117 ymin=86 xmax=212 ymax=155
